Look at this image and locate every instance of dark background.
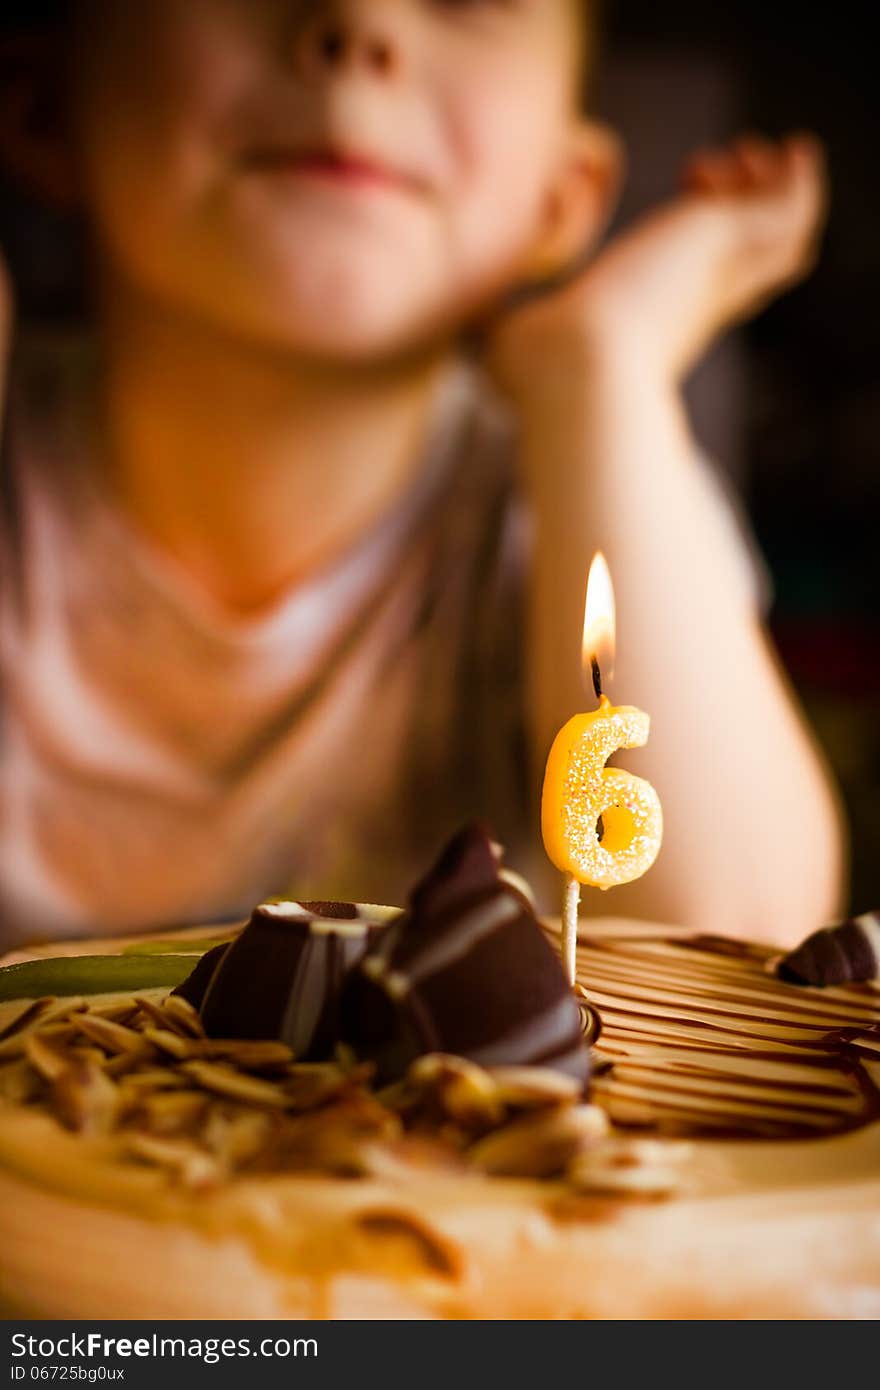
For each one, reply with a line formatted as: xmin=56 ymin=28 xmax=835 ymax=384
xmin=1 ymin=2 xmax=878 ymax=910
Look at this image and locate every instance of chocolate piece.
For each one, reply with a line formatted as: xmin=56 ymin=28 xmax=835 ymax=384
xmin=342 ymin=824 xmax=591 ymax=1089
xmin=409 ymin=822 xmax=503 ymax=917
xmin=778 ymin=911 xmax=880 ymax=987
xmin=198 ymin=902 xmax=393 ymax=1059
xmin=172 ymin=942 xmax=230 ymax=1010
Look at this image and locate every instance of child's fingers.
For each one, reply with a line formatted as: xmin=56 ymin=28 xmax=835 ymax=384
xmin=764 ymin=133 xmax=828 ymax=239
xmin=731 ymin=133 xmax=782 ymax=189
xmin=784 ymin=130 xmax=826 ymax=170
xmin=683 ymin=135 xmax=782 ymax=197
xmin=680 ymin=150 xmax=715 ymax=193
xmin=753 ymin=132 xmax=826 ymax=207
xmin=682 ymin=148 xmax=748 ymax=196
xmin=739 ymin=132 xmax=828 ymax=284
xmin=783 ymin=132 xmax=828 ymax=204
xmin=684 ymin=131 xmax=825 ymax=202
xmin=783 ymin=133 xmax=829 ymax=261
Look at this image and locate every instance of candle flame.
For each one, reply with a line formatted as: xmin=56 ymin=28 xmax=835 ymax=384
xmin=582 ymin=552 xmax=615 ymax=699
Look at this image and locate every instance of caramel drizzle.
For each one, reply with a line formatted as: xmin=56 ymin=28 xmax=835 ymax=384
xmin=576 ymin=934 xmax=880 ymax=1140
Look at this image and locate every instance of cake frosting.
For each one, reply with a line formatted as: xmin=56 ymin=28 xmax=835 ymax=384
xmin=577 ymin=929 xmax=880 ymax=1139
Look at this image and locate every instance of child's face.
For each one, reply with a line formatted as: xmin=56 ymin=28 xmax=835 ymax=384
xmin=69 ymin=0 xmax=586 ymax=361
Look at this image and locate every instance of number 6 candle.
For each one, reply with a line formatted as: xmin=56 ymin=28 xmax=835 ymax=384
xmin=541 ymin=553 xmax=663 ymax=984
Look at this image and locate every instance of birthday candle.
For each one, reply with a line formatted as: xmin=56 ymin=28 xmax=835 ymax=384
xmin=541 ymin=554 xmax=663 ymax=984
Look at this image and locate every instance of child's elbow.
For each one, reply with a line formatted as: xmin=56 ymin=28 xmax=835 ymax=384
xmin=747 ymin=788 xmax=848 ymax=949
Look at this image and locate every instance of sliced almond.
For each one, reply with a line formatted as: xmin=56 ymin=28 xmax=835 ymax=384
xmin=405 ymin=1054 xmax=504 ymax=1130
xmin=487 ymin=1066 xmax=582 ymax=1110
xmin=24 ymin=1032 xmax=71 ymax=1083
xmin=134 ymin=994 xmax=202 ymax=1038
xmin=103 ymin=1043 xmax=159 ymax=1077
xmin=51 ymin=1059 xmax=119 ymax=1136
xmin=160 ymin=995 xmax=205 ymax=1038
xmin=202 ymin=1107 xmax=276 ymax=1167
xmin=86 ymin=1001 xmax=140 ymax=1025
xmin=124 ymin=1133 xmax=222 ymax=1188
xmin=141 ymin=1027 xmax=197 ymax=1060
xmin=133 ymin=1027 xmax=293 ymax=1071
xmin=469 ymin=1104 xmax=609 ymax=1179
xmin=44 ymin=999 xmax=89 ymax=1022
xmin=67 ymin=1044 xmax=108 ymax=1069
xmin=30 ymin=1022 xmax=80 ymax=1047
xmin=135 ymin=1089 xmax=209 ymax=1136
xmin=281 ymin=1063 xmax=358 ymax=1113
xmin=187 ymin=1039 xmax=294 ymax=1071
xmin=132 ymin=995 xmax=177 ymax=1031
xmin=71 ymin=1015 xmax=145 ymax=1056
xmin=0 ymin=998 xmax=55 ymax=1044
xmin=116 ymin=1067 xmax=191 ymax=1095
xmin=179 ymin=1060 xmax=290 ymax=1108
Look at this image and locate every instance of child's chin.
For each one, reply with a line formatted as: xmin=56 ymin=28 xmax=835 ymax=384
xmin=286 ymin=326 xmax=437 ymax=366
xmin=255 ymin=294 xmax=449 ymax=364
xmin=241 ymin=240 xmax=456 ymax=360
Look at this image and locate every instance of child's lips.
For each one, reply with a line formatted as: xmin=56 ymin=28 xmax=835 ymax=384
xmin=242 ymin=146 xmax=423 ymax=195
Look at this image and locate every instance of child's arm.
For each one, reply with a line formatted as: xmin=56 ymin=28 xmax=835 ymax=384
xmin=492 ymin=134 xmax=845 ymax=945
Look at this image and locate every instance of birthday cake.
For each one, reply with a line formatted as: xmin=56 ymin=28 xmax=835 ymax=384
xmin=0 ymin=826 xmax=879 ymax=1320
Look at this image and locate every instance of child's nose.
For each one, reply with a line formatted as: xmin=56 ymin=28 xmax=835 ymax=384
xmin=297 ymin=3 xmax=399 ymax=80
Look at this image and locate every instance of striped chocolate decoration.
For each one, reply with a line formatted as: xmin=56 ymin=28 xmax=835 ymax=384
xmin=196 ymin=901 xmax=396 ymax=1059
xmin=342 ymin=825 xmax=591 ymax=1087
xmin=778 ymin=911 xmax=880 ymax=987
xmin=574 ymin=928 xmax=880 ymax=1140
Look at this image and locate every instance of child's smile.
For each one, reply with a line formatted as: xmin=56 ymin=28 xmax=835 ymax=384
xmin=241 ymin=144 xmax=427 ymax=195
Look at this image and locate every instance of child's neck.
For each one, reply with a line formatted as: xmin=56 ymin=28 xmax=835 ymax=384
xmin=95 ymin=281 xmax=451 ymax=615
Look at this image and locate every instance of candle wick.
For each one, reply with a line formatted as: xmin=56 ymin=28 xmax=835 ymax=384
xmin=591 ymin=656 xmax=603 ymax=702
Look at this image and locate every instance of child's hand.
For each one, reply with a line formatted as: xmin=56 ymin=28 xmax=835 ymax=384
xmin=489 ymin=132 xmax=828 ymax=400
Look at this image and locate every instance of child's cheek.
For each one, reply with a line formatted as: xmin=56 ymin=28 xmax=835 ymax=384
xmin=443 ymin=79 xmax=563 ymax=280
xmin=73 ymin=1 xmax=263 ymax=199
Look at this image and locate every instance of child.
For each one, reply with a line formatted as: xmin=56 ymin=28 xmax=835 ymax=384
xmin=0 ymin=0 xmax=844 ymax=947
